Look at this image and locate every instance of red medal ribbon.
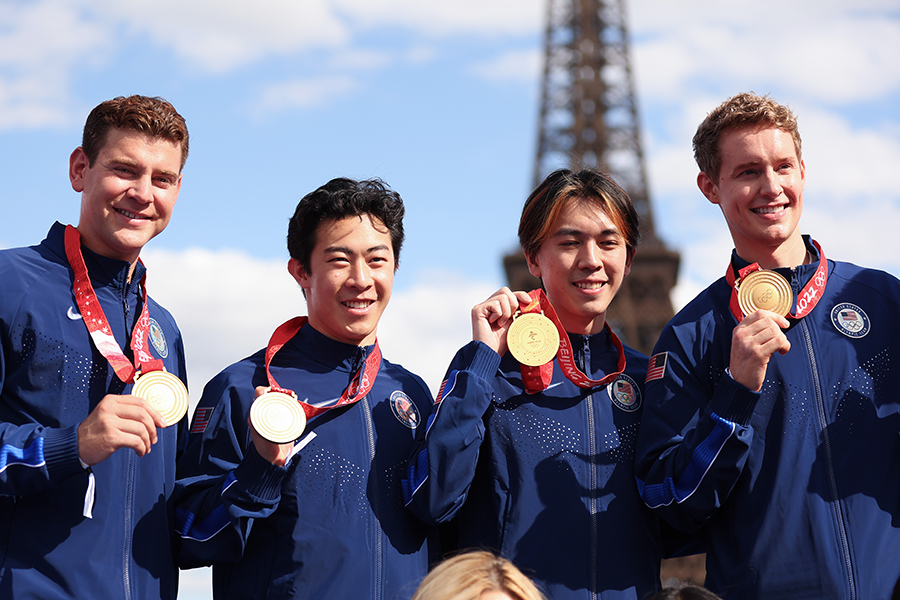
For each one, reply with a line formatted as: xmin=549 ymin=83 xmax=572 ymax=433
xmin=725 ymin=239 xmax=828 ymax=323
xmin=263 ymin=316 xmax=382 ymax=419
xmin=64 ymin=225 xmax=162 ymax=384
xmin=519 ymin=289 xmax=626 ymax=394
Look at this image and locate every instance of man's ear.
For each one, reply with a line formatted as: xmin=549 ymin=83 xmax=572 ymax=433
xmin=624 ymin=247 xmax=635 ymax=277
xmin=69 ymin=147 xmax=89 ymax=193
xmin=525 ymin=251 xmax=542 ymax=280
xmin=288 ymin=258 xmax=309 ymax=288
xmin=697 ymin=171 xmax=719 ymax=205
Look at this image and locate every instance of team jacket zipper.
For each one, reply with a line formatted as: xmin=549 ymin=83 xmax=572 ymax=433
xmin=361 ymin=379 xmax=383 ymax=600
xmin=579 ymin=337 xmax=600 ymax=599
xmin=801 ymin=317 xmax=856 ymax=599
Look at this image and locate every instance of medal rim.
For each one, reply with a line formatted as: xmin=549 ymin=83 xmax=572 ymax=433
xmin=507 ymin=313 xmax=560 ymax=367
xmin=738 ymin=270 xmax=792 ymax=317
xmin=250 ymin=391 xmax=307 ymax=443
xmin=132 ymin=370 xmax=189 ymax=426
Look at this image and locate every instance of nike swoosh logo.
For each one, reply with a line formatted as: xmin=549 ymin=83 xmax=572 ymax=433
xmin=545 ymin=382 xmax=563 ymax=390
xmin=67 ymin=307 xmax=83 ymax=320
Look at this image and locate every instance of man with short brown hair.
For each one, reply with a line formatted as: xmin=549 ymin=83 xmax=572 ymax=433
xmin=0 ymin=95 xmax=190 ymax=599
xmin=636 ymin=92 xmax=900 ymax=599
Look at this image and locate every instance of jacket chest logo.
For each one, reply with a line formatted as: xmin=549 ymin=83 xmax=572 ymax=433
xmin=149 ymin=318 xmax=169 ymax=358
xmin=607 ymin=373 xmax=641 ymax=412
xmin=390 ymin=391 xmax=420 ymax=429
xmin=831 ymin=303 xmax=870 ymax=338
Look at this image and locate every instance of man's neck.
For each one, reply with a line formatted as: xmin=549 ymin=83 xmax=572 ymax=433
xmin=737 ymin=234 xmax=808 ymax=270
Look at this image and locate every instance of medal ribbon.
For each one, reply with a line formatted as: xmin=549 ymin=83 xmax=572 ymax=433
xmin=725 ymin=239 xmax=828 ymax=323
xmin=64 ymin=225 xmax=161 ymax=384
xmin=263 ymin=316 xmax=382 ymax=419
xmin=518 ymin=289 xmax=626 ymax=393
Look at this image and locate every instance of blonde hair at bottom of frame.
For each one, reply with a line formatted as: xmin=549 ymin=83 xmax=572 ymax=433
xmin=411 ymin=551 xmax=547 ymax=600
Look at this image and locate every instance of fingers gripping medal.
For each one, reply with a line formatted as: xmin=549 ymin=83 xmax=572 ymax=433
xmin=133 ymin=369 xmax=189 ymax=425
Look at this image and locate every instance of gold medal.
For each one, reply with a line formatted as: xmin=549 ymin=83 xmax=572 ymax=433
xmin=738 ymin=270 xmax=792 ymax=317
xmin=250 ymin=391 xmax=307 ymax=443
xmin=507 ymin=312 xmax=560 ymax=367
xmin=132 ymin=370 xmax=189 ymax=426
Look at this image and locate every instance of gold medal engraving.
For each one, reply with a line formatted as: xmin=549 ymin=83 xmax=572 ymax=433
xmin=507 ymin=313 xmax=560 ymax=367
xmin=738 ymin=270 xmax=792 ymax=317
xmin=132 ymin=370 xmax=189 ymax=425
xmin=250 ymin=391 xmax=307 ymax=443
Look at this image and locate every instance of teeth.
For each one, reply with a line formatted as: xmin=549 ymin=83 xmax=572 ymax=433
xmin=344 ymin=301 xmax=372 ymax=309
xmin=117 ymin=208 xmax=147 ymax=219
xmin=575 ymin=282 xmax=605 ymax=290
xmin=753 ymin=206 xmax=782 ymax=214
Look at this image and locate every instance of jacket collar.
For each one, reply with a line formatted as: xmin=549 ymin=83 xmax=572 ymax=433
xmin=286 ymin=321 xmax=375 ymax=373
xmin=45 ymin=221 xmax=145 ymax=292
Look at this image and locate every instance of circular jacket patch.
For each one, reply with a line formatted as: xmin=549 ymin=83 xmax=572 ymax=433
xmin=390 ymin=391 xmax=420 ymax=429
xmin=149 ymin=318 xmax=169 ymax=358
xmin=831 ymin=303 xmax=870 ymax=338
xmin=607 ymin=373 xmax=641 ymax=412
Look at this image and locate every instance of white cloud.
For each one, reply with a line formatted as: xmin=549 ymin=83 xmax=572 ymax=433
xmin=630 ymin=0 xmax=900 ymax=104
xmin=469 ymin=49 xmax=542 ymax=83
xmin=328 ymin=48 xmax=394 ymax=71
xmin=0 ymin=0 xmax=110 ymax=129
xmin=800 ymin=106 xmax=900 ymax=200
xmin=88 ymin=0 xmax=349 ymax=72
xmin=334 ymin=0 xmax=543 ymax=36
xmin=254 ymin=76 xmax=359 ymax=113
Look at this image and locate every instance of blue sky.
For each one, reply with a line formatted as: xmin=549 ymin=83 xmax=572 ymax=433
xmin=2 ymin=1 xmax=899 ymax=596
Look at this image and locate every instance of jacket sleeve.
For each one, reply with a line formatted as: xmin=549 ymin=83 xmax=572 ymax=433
xmin=0 ymin=421 xmax=85 ymax=496
xmin=173 ymin=373 xmax=289 ymax=567
xmin=401 ymin=341 xmax=501 ymax=525
xmin=0 ymin=319 xmax=86 ymax=497
xmin=634 ymin=319 xmax=761 ymax=533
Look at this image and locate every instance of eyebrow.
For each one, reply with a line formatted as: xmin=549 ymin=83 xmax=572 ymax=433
xmin=732 ymin=156 xmax=797 ymax=172
xmin=324 ymin=244 xmax=392 ymax=255
xmin=107 ymin=156 xmax=180 ymax=178
xmin=552 ymin=227 xmax=621 ymax=238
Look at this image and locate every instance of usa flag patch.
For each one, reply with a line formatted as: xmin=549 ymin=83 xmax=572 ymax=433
xmin=645 ymin=352 xmax=668 ymax=383
xmin=190 ymin=407 xmax=213 ymax=434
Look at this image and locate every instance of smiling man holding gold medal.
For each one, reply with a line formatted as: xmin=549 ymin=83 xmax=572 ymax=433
xmin=174 ymin=178 xmax=435 ymax=599
xmin=635 ymin=93 xmax=900 ymax=599
xmin=402 ymin=169 xmax=683 ymax=600
xmin=0 ymin=96 xmax=190 ymax=600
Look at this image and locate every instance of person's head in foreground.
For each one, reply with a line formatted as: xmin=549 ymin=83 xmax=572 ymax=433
xmin=645 ymin=583 xmax=724 ymax=600
xmin=411 ymin=551 xmax=547 ymax=600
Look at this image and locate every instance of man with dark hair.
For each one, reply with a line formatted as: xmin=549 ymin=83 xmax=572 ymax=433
xmin=635 ymin=92 xmax=900 ymax=599
xmin=175 ymin=177 xmax=435 ymax=599
xmin=0 ymin=95 xmax=190 ymax=599
xmin=402 ymin=169 xmax=678 ymax=599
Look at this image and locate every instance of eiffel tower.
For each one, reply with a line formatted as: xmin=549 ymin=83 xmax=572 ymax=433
xmin=504 ymin=0 xmax=680 ymax=356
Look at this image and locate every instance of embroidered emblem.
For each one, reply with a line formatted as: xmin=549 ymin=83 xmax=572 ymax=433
xmin=607 ymin=373 xmax=641 ymax=412
xmin=67 ymin=306 xmax=83 ymax=320
xmin=149 ymin=318 xmax=168 ymax=358
xmin=191 ymin=407 xmax=213 ymax=434
xmin=645 ymin=352 xmax=668 ymax=383
xmin=831 ymin=303 xmax=870 ymax=338
xmin=390 ymin=391 xmax=420 ymax=429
